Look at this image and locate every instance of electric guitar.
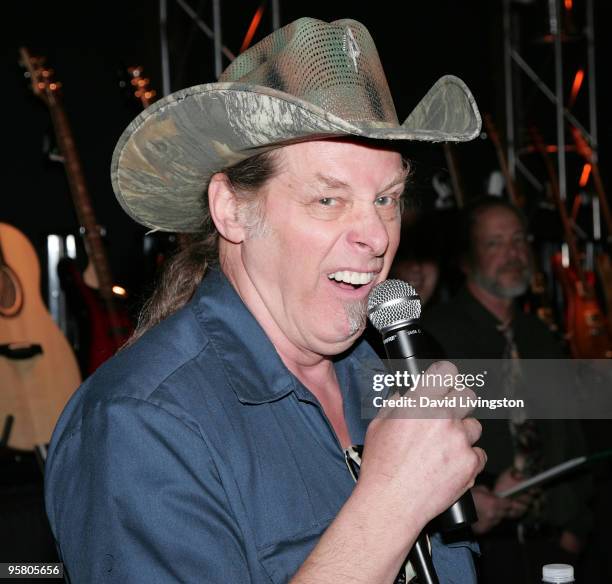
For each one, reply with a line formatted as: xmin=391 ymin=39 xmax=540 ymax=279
xmin=0 ymin=223 xmax=81 ymax=450
xmin=570 ymin=126 xmax=612 ymax=337
xmin=123 ymin=66 xmax=191 ymax=258
xmin=530 ymin=125 xmax=612 ymax=358
xmin=20 ymin=48 xmax=133 ymax=374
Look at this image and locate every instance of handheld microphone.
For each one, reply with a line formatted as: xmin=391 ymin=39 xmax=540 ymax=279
xmin=367 ymin=279 xmax=438 ymax=380
xmin=367 ymin=279 xmax=477 ymax=584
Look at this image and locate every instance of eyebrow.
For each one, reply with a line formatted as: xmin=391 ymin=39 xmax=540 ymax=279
xmin=483 ymin=229 xmax=527 ymax=240
xmin=313 ymin=168 xmax=409 ymax=195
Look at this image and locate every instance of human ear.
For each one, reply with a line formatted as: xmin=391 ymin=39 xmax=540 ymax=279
xmin=208 ymin=173 xmax=246 ymax=244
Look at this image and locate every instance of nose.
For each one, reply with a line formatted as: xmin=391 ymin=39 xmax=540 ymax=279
xmin=505 ymin=239 xmax=524 ymax=261
xmin=504 ymin=241 xmax=518 ymax=259
xmin=347 ymin=202 xmax=391 ymax=257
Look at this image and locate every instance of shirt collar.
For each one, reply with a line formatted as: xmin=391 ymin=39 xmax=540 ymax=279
xmin=190 ymin=267 xmax=295 ymax=404
xmin=190 ymin=267 xmax=383 ymax=410
xmin=459 ymin=286 xmax=508 ymax=328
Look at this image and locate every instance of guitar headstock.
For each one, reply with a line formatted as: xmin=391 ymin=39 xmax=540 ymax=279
xmin=126 ymin=66 xmax=157 ymax=108
xmin=19 ymin=47 xmax=61 ymax=106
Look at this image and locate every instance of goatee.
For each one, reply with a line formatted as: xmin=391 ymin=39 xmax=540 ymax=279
xmin=344 ymin=298 xmax=368 ymax=336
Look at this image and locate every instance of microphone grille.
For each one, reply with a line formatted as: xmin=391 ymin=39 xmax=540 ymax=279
xmin=367 ymin=279 xmax=421 ymax=332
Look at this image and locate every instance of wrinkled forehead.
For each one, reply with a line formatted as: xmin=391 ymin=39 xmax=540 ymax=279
xmin=273 ymin=138 xmax=407 ymax=185
xmin=474 ymin=206 xmax=525 ymax=239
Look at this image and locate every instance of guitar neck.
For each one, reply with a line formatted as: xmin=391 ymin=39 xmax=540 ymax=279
xmin=569 ymin=126 xmax=612 ymax=244
xmin=551 ymin=185 xmax=588 ymax=285
xmin=529 ymin=125 xmax=588 ymax=286
xmin=46 ymin=94 xmax=115 ymax=299
xmin=590 ymin=163 xmax=612 ymax=241
xmin=442 ymin=144 xmax=465 ymax=208
xmin=483 ymin=114 xmax=523 ymax=208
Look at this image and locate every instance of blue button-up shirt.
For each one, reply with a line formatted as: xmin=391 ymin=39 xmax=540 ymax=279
xmin=45 ymin=268 xmax=477 ymax=583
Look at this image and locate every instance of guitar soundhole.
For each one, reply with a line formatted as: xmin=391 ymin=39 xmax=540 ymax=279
xmin=0 ymin=266 xmax=23 ymax=317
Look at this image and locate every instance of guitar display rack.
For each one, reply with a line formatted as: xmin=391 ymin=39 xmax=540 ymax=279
xmin=500 ymin=0 xmax=612 ymax=357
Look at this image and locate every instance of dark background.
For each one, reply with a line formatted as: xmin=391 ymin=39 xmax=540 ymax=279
xmin=3 ymin=0 xmax=611 ymax=312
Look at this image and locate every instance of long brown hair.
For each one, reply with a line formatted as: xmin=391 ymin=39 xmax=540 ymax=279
xmin=126 ymin=150 xmax=278 ymax=345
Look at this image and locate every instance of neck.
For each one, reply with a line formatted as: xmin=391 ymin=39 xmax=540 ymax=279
xmin=466 ymin=279 xmax=514 ymax=323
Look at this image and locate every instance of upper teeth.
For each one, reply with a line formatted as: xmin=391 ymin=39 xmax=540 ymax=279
xmin=328 ymin=271 xmax=375 ymax=285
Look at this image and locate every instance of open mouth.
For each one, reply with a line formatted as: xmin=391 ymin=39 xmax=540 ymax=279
xmin=327 ymin=270 xmax=376 ymax=291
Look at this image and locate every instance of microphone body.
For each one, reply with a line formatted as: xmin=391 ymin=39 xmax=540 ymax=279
xmin=379 ymin=321 xmax=477 ymax=532
xmin=367 ymin=280 xmax=478 ymax=584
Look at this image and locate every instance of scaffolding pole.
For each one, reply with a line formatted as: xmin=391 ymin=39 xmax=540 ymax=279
xmin=503 ymin=0 xmax=598 ymax=205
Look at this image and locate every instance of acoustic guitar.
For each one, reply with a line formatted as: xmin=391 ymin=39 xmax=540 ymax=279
xmin=20 ymin=48 xmax=132 ymax=374
xmin=529 ymin=125 xmax=612 ymax=358
xmin=0 ymin=223 xmax=81 ymax=450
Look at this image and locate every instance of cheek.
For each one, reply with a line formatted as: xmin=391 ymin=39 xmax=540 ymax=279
xmin=254 ymin=217 xmax=336 ymax=292
xmin=385 ymin=222 xmax=401 ymax=264
xmin=480 ymin=249 xmax=498 ymax=269
xmin=519 ymin=249 xmax=531 ymax=265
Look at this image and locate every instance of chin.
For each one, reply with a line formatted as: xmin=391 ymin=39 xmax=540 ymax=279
xmin=311 ymin=325 xmax=362 ymax=356
xmin=496 ymin=281 xmax=529 ymax=299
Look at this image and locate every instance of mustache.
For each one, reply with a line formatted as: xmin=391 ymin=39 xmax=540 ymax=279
xmin=498 ymin=260 xmax=529 ymax=272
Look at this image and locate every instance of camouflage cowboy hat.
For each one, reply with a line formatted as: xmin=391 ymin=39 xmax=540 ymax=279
xmin=111 ymin=17 xmax=481 ymax=233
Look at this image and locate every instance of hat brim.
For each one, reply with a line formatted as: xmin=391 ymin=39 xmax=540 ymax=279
xmin=111 ymin=75 xmax=481 ymax=232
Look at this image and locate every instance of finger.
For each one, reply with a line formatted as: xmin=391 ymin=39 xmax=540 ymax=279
xmin=488 ymin=503 xmax=508 ymax=522
xmin=472 ymin=484 xmax=490 ymax=495
xmin=426 ymin=360 xmax=459 ymax=377
xmin=462 ymin=417 xmax=482 ymax=445
xmin=473 ymin=446 xmax=488 ymax=475
xmin=439 ymin=387 xmax=477 ymax=420
xmin=507 ymin=503 xmax=527 ymax=518
xmin=515 ymin=493 xmax=533 ymax=506
xmin=418 ymin=360 xmax=459 ymax=398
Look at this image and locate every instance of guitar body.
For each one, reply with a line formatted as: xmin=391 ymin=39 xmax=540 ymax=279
xmin=523 ymin=270 xmax=559 ymax=334
xmin=596 ymin=252 xmax=612 ymax=338
xmin=552 ymin=252 xmax=612 ymax=358
xmin=58 ymin=259 xmax=132 ymax=374
xmin=0 ymin=223 xmax=81 ymax=449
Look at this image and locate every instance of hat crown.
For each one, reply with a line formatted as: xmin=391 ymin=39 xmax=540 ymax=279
xmin=219 ymin=17 xmax=399 ymax=125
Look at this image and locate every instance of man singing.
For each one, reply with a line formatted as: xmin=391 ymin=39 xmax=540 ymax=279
xmin=45 ymin=18 xmax=486 ymax=583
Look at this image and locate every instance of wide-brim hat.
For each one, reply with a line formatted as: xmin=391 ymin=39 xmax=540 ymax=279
xmin=111 ymin=17 xmax=481 ymax=233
